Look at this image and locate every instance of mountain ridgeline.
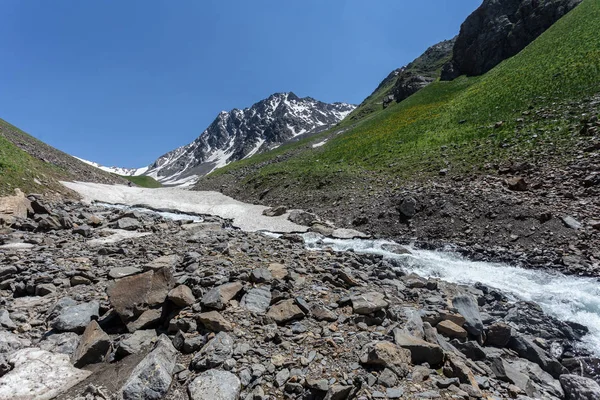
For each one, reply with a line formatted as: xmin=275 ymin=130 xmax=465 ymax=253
xmin=143 ymin=93 xmax=355 ymax=185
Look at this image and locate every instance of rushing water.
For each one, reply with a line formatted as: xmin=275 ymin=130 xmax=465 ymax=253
xmin=302 ymin=232 xmax=600 ymax=357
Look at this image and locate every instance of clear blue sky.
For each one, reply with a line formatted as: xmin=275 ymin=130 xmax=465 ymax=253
xmin=0 ymin=0 xmax=481 ymax=168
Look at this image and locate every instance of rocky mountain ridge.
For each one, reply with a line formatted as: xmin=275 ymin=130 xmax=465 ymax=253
xmin=101 ymin=93 xmax=354 ymax=186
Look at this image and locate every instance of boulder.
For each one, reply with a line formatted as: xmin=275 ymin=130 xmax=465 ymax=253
xmin=51 ymin=301 xmax=100 ymax=333
xmin=398 ymin=197 xmax=418 ymax=219
xmin=351 ymin=292 xmax=389 ymax=315
xmin=0 ymin=348 xmax=91 ymax=400
xmin=201 ymin=281 xmax=243 ymax=310
xmin=107 ymin=268 xmax=174 ymax=322
xmin=71 ymin=320 xmax=111 ymax=367
xmin=452 ymin=295 xmax=484 ymax=336
xmin=240 ymin=286 xmax=271 ymax=313
xmin=126 ymin=308 xmax=162 ymax=333
xmin=393 ymin=329 xmax=443 ymax=365
xmin=311 ymin=305 xmax=339 ymax=322
xmin=267 ymin=299 xmax=305 ymax=324
xmin=508 ymin=336 xmax=567 ymax=378
xmin=486 ymin=323 xmax=512 ymax=347
xmin=117 ymin=217 xmax=141 ymax=231
xmin=116 ymin=330 xmax=157 ymax=358
xmin=0 ymin=189 xmax=31 ymax=225
xmin=360 ymin=341 xmax=412 ymax=378
xmin=559 ymin=374 xmax=600 ymax=400
xmin=250 ymin=268 xmax=273 ymax=283
xmin=191 ymin=332 xmax=234 ymax=370
xmin=288 ymin=210 xmax=320 ymax=226
xmin=436 ymin=320 xmax=468 ymax=339
xmin=145 ymin=254 xmax=180 ymax=271
xmin=167 ymin=285 xmax=195 ymax=307
xmin=197 ymin=311 xmax=233 ymax=332
xmin=188 ymin=370 xmax=241 ymax=400
xmin=507 ymin=177 xmax=528 ymax=191
xmin=121 ymin=335 xmax=178 ymax=400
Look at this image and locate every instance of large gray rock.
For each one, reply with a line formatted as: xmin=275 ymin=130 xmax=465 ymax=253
xmin=51 ymin=301 xmax=100 ymax=333
xmin=0 ymin=311 xmax=16 ymax=331
xmin=360 ymin=341 xmax=412 ymax=378
xmin=71 ymin=320 xmax=111 ymax=367
xmin=116 ymin=329 xmax=157 ymax=358
xmin=188 ymin=369 xmax=241 ymax=400
xmin=0 ymin=348 xmax=91 ymax=400
xmin=121 ymin=334 xmax=178 ymax=400
xmin=351 ymin=292 xmax=389 ymax=315
xmin=560 ymin=374 xmax=600 ymax=400
xmin=191 ymin=332 xmax=234 ymax=370
xmin=117 ymin=217 xmax=141 ymax=231
xmin=108 ymin=266 xmax=142 ymax=279
xmin=108 ymin=268 xmax=174 ymax=322
xmin=240 ymin=286 xmax=271 ymax=313
xmin=38 ymin=332 xmax=80 ymax=356
xmin=266 ymin=299 xmax=305 ymax=324
xmin=452 ymin=295 xmax=483 ymax=336
xmin=201 ymin=281 xmax=243 ymax=310
xmin=508 ymin=335 xmax=566 ymax=378
xmin=393 ymin=329 xmax=443 ymax=366
xmin=441 ymin=0 xmax=582 ymax=79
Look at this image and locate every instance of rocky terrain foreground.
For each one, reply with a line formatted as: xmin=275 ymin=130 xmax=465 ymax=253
xmin=0 ymin=192 xmax=599 ymax=400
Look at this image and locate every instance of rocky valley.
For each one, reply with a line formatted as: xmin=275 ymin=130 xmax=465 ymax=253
xmin=0 ymin=0 xmax=599 ymax=399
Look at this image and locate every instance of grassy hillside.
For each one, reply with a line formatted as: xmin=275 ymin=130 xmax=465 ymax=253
xmin=120 ymin=175 xmax=162 ymax=188
xmin=0 ymin=118 xmax=127 ymax=196
xmin=202 ymin=0 xmax=599 ymax=190
xmin=0 ymin=135 xmax=71 ymax=196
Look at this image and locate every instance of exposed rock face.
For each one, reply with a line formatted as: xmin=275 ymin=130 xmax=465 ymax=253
xmin=391 ymin=39 xmax=455 ymax=103
xmin=441 ymin=0 xmax=582 ymax=80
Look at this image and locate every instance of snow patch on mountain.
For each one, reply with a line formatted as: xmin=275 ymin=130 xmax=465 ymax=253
xmin=74 ymin=157 xmax=147 ymax=176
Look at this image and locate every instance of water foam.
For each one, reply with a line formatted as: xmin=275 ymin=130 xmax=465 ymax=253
xmin=302 ymin=233 xmax=600 ymax=356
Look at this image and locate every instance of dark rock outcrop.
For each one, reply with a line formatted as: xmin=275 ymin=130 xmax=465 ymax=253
xmin=442 ymin=0 xmax=582 ymax=80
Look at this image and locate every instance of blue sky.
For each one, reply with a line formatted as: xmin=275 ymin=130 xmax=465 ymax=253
xmin=0 ymin=0 xmax=481 ymax=168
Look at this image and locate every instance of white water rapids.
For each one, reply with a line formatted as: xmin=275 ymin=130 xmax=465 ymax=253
xmin=302 ymin=233 xmax=600 ymax=357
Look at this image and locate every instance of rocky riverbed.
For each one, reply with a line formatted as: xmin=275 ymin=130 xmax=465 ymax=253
xmin=0 ymin=193 xmax=599 ymax=399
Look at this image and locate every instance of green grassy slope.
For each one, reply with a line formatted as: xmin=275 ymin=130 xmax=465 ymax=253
xmin=0 ymin=135 xmax=70 ymax=196
xmin=203 ymin=0 xmax=599 ymax=189
xmin=0 ymin=118 xmax=127 ymax=196
xmin=120 ymin=175 xmax=162 ymax=188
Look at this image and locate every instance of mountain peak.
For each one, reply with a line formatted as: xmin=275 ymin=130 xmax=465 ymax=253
xmin=139 ymin=93 xmax=355 ymax=186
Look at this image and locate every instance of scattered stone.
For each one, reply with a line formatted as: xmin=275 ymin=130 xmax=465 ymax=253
xmin=267 ymin=299 xmax=305 ymax=324
xmin=263 ymin=206 xmax=286 ymax=217
xmin=240 ymin=286 xmax=271 ymax=313
xmin=0 ymin=310 xmax=16 ymax=330
xmin=117 ymin=217 xmax=141 ymax=231
xmin=121 ymin=335 xmax=178 ymax=400
xmin=52 ymin=301 xmax=100 ymax=333
xmin=486 ymin=323 xmax=512 ymax=347
xmin=197 ymin=311 xmax=233 ymax=332
xmin=250 ymin=268 xmax=273 ymax=283
xmin=72 ymin=320 xmax=111 ymax=367
xmin=201 ymin=281 xmax=243 ymax=310
xmin=351 ymin=292 xmax=388 ymax=315
xmin=559 ymin=374 xmax=600 ymax=400
xmin=506 ymin=177 xmax=528 ymax=191
xmin=360 ymin=341 xmax=412 ymax=378
xmin=436 ymin=320 xmax=468 ymax=339
xmin=126 ymin=308 xmax=162 ymax=333
xmin=452 ymin=295 xmax=484 ymax=336
xmin=188 ymin=369 xmax=241 ymax=400
xmin=167 ymin=285 xmax=195 ymax=307
xmin=393 ymin=329 xmax=443 ymax=365
xmin=398 ymin=197 xmax=418 ymax=219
